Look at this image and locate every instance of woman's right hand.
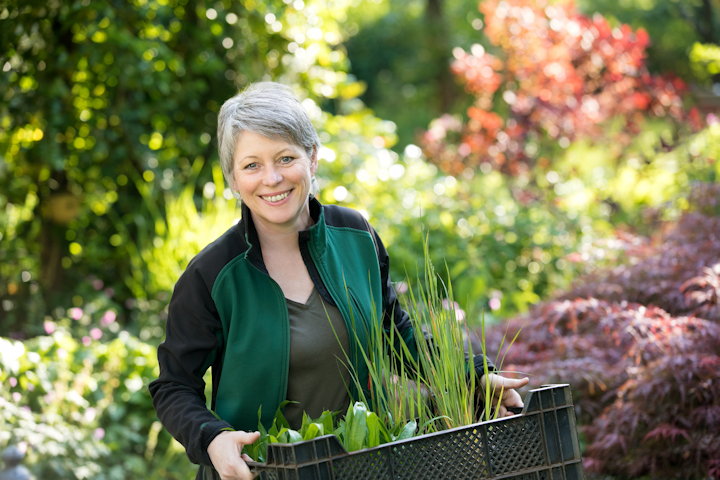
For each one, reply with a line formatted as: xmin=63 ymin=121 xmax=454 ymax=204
xmin=207 ymin=430 xmax=261 ymax=480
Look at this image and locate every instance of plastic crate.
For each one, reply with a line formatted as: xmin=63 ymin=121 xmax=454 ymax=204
xmin=248 ymin=384 xmax=584 ymax=480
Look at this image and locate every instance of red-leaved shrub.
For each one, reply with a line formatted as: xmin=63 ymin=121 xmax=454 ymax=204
xmin=479 ymin=184 xmax=720 ymax=479
xmin=421 ymin=0 xmax=697 ymax=176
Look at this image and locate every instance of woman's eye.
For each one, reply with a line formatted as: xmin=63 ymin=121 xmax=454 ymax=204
xmin=279 ymin=156 xmax=294 ymax=164
xmin=243 ymin=162 xmax=258 ymax=170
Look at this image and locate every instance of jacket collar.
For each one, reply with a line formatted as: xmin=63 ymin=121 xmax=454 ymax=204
xmin=300 ymin=196 xmax=327 ymax=258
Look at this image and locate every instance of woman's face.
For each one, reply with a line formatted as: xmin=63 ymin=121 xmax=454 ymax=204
xmin=232 ymin=130 xmax=317 ymax=232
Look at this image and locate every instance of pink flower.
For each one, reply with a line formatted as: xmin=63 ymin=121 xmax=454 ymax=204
xmin=101 ymin=310 xmax=117 ymax=326
xmin=90 ymin=328 xmax=103 ymax=340
xmin=92 ymin=278 xmax=104 ymax=290
xmin=9 ymin=377 xmax=17 ymax=387
xmin=93 ymin=428 xmax=105 ymax=440
xmin=69 ymin=307 xmax=84 ymax=320
xmin=489 ymin=297 xmax=502 ymax=311
xmin=43 ymin=320 xmax=56 ymax=334
xmin=82 ymin=336 xmax=91 ymax=346
xmin=441 ymin=299 xmax=466 ymax=322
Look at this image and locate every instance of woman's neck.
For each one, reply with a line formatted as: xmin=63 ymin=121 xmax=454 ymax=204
xmin=251 ymin=210 xmax=313 ymax=251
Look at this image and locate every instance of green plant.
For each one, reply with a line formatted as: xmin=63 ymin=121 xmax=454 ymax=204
xmin=690 ymin=42 xmax=720 ymax=85
xmin=0 ymin=331 xmax=190 ymax=479
xmin=243 ymin=401 xmax=418 ymax=462
xmin=342 ymin=243 xmax=519 ymax=437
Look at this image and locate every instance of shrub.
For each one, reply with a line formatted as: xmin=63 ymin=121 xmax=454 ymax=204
xmin=477 ymin=183 xmax=720 ymax=479
xmin=0 ymin=331 xmax=190 ymax=479
xmin=422 ymin=0 xmax=695 ymax=176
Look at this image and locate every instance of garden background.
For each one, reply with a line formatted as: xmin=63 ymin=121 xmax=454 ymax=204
xmin=1 ymin=0 xmax=719 ymax=478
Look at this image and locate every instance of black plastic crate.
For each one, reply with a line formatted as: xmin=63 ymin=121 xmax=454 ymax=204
xmin=248 ymin=384 xmax=584 ymax=480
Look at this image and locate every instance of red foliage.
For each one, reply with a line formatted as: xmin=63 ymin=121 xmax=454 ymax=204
xmin=478 ymin=187 xmax=720 ymax=478
xmin=421 ymin=0 xmax=693 ymax=175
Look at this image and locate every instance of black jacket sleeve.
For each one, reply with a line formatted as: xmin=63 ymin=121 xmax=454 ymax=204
xmin=366 ymin=222 xmax=413 ymax=343
xmin=148 ymin=264 xmax=233 ymax=466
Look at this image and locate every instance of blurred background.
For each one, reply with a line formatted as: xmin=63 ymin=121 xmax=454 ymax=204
xmin=1 ymin=0 xmax=718 ymax=478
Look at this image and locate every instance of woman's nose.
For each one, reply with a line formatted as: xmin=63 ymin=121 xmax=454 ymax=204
xmin=263 ymin=166 xmax=282 ymax=185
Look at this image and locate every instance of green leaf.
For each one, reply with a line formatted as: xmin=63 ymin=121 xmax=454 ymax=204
xmin=394 ymin=420 xmax=417 ymax=441
xmin=286 ymin=429 xmax=303 ymax=443
xmin=365 ymin=412 xmax=381 ymax=448
xmin=302 ymin=423 xmax=323 ymax=441
xmin=345 ymin=402 xmax=368 ymax=451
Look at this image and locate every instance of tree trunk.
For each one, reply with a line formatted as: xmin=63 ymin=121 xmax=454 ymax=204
xmin=698 ymin=0 xmax=717 ymax=44
xmin=426 ymin=0 xmax=456 ymax=112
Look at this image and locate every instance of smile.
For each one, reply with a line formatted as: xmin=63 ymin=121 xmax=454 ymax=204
xmin=261 ymin=191 xmax=290 ymax=202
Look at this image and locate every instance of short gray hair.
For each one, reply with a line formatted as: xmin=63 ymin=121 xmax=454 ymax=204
xmin=217 ymin=82 xmax=320 ymax=190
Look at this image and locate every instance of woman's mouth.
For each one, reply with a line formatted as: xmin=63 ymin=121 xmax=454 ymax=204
xmin=261 ymin=191 xmax=291 ymax=202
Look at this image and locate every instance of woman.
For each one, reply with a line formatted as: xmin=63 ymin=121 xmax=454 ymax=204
xmin=149 ymin=82 xmax=528 ymax=480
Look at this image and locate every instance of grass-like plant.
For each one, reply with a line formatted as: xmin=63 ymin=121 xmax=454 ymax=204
xmin=351 ymin=240 xmax=519 ymax=433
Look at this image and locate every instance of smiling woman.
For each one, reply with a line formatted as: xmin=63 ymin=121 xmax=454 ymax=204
xmin=148 ymin=82 xmax=527 ymax=480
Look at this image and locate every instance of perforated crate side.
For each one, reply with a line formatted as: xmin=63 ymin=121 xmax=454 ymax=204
xmin=251 ymin=384 xmax=584 ymax=480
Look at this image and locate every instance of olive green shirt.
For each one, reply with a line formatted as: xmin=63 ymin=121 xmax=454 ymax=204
xmin=284 ymin=288 xmax=351 ymax=428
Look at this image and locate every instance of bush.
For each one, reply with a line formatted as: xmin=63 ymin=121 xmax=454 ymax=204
xmin=0 ymin=330 xmax=191 ymax=479
xmin=477 ymin=184 xmax=720 ymax=479
xmin=422 ymin=0 xmax=695 ymax=177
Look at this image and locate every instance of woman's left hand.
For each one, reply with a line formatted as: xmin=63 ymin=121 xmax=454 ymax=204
xmin=478 ymin=373 xmax=530 ymax=417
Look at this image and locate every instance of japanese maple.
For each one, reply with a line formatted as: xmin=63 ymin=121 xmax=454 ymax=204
xmin=479 ymin=184 xmax=720 ymax=478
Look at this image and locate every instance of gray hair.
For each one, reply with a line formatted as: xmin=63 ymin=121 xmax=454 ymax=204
xmin=217 ymin=82 xmax=320 ymax=191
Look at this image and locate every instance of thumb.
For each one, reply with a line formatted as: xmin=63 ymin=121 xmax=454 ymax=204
xmin=235 ymin=430 xmax=261 ymax=445
xmin=498 ymin=375 xmax=529 ymax=389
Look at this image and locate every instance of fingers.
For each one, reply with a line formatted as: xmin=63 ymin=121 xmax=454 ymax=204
xmin=479 ymin=373 xmax=530 ymax=416
xmin=208 ymin=430 xmax=261 ymax=480
xmin=501 ymin=388 xmax=524 ymax=409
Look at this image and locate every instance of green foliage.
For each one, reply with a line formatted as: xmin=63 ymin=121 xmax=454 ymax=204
xmin=110 ymin=162 xmax=241 ymax=339
xmin=554 ymin=116 xmax=714 ymax=241
xmin=317 ymin=136 xmax=585 ymax=318
xmin=0 ymin=331 xmax=189 ymax=479
xmin=243 ymin=401 xmax=417 ymax=463
xmin=690 ymin=42 xmax=720 ymax=85
xmin=346 ymin=246 xmax=518 ymax=440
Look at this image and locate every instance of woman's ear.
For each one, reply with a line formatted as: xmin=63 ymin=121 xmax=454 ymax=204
xmin=310 ymin=145 xmax=319 ymax=174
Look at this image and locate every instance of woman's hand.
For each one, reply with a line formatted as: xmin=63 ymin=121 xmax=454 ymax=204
xmin=478 ymin=373 xmax=530 ymax=417
xmin=207 ymin=430 xmax=261 ymax=480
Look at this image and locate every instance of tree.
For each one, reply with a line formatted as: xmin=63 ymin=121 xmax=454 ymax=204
xmin=344 ymin=0 xmax=480 ymax=148
xmin=0 ymin=0 xmax=365 ymax=335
